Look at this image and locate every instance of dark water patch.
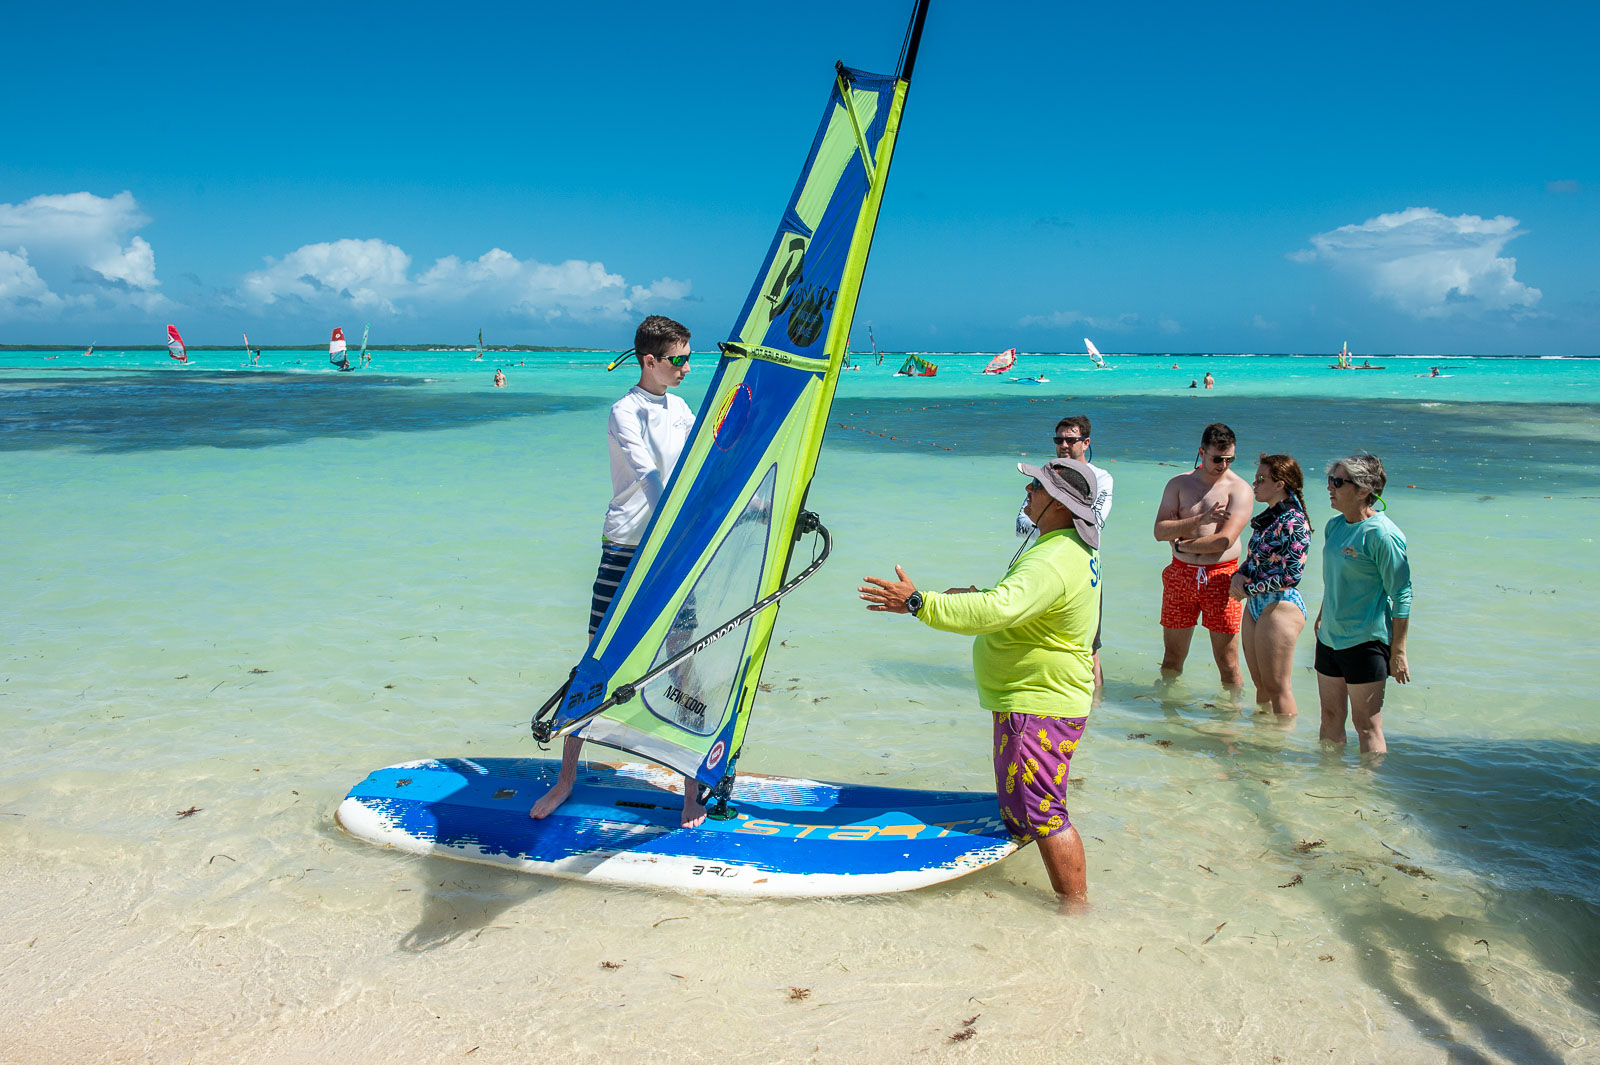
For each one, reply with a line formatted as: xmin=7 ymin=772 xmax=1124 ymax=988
xmin=824 ymin=395 xmax=1600 ymax=495
xmin=0 ymin=372 xmax=605 ymax=453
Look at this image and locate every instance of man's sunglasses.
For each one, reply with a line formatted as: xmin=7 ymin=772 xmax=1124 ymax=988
xmin=1053 ymin=435 xmax=1086 ymax=445
xmin=1206 ymin=454 xmax=1236 ymax=466
xmin=652 ymin=352 xmax=691 ymax=367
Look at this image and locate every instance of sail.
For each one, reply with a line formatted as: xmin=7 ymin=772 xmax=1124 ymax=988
xmin=538 ymin=31 xmax=925 ymax=788
xmin=329 ymin=327 xmax=347 ymax=364
xmin=359 ymin=323 xmax=371 ymax=361
xmin=896 ymin=353 xmax=937 ymax=376
xmin=981 ymin=348 xmax=1016 ymax=374
xmin=476 ymin=328 xmax=484 ymax=359
xmin=242 ymin=332 xmax=251 ymax=361
xmin=166 ymin=325 xmax=187 ymax=362
xmin=1085 ymin=337 xmax=1105 ymax=368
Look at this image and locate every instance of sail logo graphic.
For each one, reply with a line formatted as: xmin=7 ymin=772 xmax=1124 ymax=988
xmin=664 ymin=683 xmax=707 ymax=730
xmin=764 ymin=235 xmax=808 ymax=322
xmin=762 ymin=232 xmax=831 ymax=348
xmin=706 ymin=740 xmax=726 ymax=770
xmin=785 ymin=283 xmax=832 ymax=348
xmin=713 ymin=384 xmax=754 ymax=451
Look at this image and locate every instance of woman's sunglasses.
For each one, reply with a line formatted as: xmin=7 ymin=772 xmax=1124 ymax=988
xmin=1327 ymin=476 xmax=1354 ymax=489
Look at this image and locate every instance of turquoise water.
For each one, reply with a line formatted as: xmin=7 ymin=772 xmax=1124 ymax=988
xmin=2 ymin=349 xmax=1596 ymax=1064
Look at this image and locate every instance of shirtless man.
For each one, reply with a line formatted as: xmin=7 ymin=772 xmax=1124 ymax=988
xmin=1152 ymin=422 xmax=1253 ymax=687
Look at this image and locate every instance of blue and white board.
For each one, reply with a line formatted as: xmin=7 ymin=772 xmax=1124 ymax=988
xmin=336 ymin=757 xmax=1018 ymax=897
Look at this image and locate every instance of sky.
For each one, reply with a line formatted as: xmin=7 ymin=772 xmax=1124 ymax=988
xmin=3 ymin=0 xmax=1596 ymax=355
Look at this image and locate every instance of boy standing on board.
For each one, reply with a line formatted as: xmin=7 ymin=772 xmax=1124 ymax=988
xmin=1152 ymin=422 xmax=1253 ymax=688
xmin=529 ymin=315 xmax=704 ymax=826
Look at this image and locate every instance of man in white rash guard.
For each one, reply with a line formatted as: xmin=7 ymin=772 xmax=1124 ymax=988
xmin=1017 ymin=415 xmax=1114 ymax=689
xmin=529 ymin=315 xmax=706 ymax=826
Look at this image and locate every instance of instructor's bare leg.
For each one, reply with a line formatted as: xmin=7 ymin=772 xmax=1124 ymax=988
xmin=1036 ymin=825 xmax=1088 ymax=905
xmin=529 ymin=734 xmax=583 ymax=819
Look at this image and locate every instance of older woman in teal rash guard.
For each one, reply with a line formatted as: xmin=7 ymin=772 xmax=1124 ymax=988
xmin=1315 ymin=452 xmax=1413 ymax=754
xmin=860 ymin=458 xmax=1101 ymax=905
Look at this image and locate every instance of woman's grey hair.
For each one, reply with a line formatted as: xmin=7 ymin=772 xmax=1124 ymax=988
xmin=1327 ymin=452 xmax=1387 ymax=504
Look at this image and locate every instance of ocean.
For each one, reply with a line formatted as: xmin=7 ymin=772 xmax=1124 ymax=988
xmin=2 ymin=347 xmax=1596 ymax=1064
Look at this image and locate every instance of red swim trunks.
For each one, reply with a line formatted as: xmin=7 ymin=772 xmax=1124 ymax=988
xmin=1160 ymin=558 xmax=1243 ymax=634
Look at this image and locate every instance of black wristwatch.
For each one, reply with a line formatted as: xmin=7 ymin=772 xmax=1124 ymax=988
xmin=905 ymin=591 xmax=924 ymax=617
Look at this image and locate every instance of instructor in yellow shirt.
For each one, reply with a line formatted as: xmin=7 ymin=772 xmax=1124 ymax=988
xmin=861 ymin=458 xmax=1101 ymax=904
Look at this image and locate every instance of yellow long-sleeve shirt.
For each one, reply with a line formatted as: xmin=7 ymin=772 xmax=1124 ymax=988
xmin=915 ymin=529 xmax=1099 ymax=719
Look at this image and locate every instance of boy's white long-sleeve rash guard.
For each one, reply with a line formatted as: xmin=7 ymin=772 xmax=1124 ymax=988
xmin=602 ymin=385 xmax=696 ymax=546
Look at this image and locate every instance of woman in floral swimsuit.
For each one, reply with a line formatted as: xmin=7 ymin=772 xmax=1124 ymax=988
xmin=1228 ymin=454 xmax=1313 ymax=717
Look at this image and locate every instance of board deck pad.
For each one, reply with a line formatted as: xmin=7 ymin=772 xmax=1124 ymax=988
xmin=336 ymin=757 xmax=1019 ymax=897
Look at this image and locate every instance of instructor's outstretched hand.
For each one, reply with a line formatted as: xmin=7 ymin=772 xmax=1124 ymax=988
xmin=859 ymin=566 xmax=917 ymax=614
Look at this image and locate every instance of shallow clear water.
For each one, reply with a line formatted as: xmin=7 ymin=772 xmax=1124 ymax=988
xmin=1 ymin=350 xmax=1596 ymax=1064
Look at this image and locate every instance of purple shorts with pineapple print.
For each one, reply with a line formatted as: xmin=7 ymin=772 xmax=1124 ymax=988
xmin=992 ymin=712 xmax=1088 ymax=843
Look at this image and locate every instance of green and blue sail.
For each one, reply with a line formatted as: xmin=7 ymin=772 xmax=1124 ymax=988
xmin=542 ymin=50 xmax=920 ymax=789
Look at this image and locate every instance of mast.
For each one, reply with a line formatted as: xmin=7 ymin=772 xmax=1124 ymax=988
xmin=532 ymin=4 xmax=935 ymax=798
xmin=897 ymin=0 xmax=932 ymax=85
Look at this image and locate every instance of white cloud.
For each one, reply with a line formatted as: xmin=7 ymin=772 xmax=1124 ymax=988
xmin=1294 ymin=206 xmax=1541 ymax=319
xmin=630 ymin=276 xmax=692 ymax=303
xmin=0 ymin=249 xmax=65 ymax=316
xmin=1018 ymin=309 xmax=1141 ymax=331
xmin=0 ymin=191 xmax=167 ymax=317
xmin=1251 ymin=314 xmax=1277 ymax=330
xmin=244 ymin=239 xmax=690 ymax=322
xmin=243 ymin=238 xmax=413 ymax=314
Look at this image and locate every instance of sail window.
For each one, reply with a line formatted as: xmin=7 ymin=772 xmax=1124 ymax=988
xmin=640 ymin=464 xmax=779 ymax=737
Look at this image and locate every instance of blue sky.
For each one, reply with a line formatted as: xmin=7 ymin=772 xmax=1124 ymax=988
xmin=3 ymin=0 xmax=1595 ymax=354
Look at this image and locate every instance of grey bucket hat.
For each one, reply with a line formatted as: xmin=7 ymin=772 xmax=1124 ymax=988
xmin=1016 ymin=457 xmax=1100 ymax=550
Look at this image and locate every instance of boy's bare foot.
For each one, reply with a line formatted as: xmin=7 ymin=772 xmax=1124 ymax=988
xmin=529 ymin=778 xmax=574 ymax=819
xmin=681 ymin=782 xmax=706 ymax=828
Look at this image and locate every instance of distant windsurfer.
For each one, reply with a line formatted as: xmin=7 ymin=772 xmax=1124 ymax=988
xmin=530 ymin=315 xmax=705 ymax=827
xmin=861 ymin=458 xmax=1103 ymax=906
xmin=330 ymin=327 xmax=351 ymax=371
